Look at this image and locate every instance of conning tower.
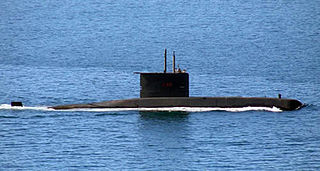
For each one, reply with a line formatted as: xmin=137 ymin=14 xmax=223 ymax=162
xmin=140 ymin=49 xmax=189 ymax=98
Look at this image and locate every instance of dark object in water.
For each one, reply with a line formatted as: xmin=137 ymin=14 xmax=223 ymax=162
xmin=51 ymin=97 xmax=303 ymax=111
xmin=11 ymin=101 xmax=23 ymax=107
xmin=51 ymin=49 xmax=303 ymax=111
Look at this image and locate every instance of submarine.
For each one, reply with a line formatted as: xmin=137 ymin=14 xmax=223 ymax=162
xmin=51 ymin=49 xmax=303 ymax=111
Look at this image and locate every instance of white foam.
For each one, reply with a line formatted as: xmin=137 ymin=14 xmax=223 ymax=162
xmin=139 ymin=106 xmax=282 ymax=112
xmin=0 ymin=104 xmax=55 ymax=111
xmin=0 ymin=104 xmax=282 ymax=112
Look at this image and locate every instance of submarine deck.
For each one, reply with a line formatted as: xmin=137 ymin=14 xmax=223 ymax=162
xmin=51 ymin=97 xmax=303 ymax=111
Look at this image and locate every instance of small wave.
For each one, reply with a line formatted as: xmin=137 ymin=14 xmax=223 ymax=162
xmin=0 ymin=104 xmax=282 ymax=112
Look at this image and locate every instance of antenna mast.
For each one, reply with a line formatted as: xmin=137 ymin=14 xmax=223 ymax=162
xmin=173 ymin=51 xmax=176 ymax=73
xmin=164 ymin=49 xmax=167 ymax=73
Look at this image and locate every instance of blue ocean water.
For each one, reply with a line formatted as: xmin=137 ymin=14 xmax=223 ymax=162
xmin=1 ymin=0 xmax=320 ymax=170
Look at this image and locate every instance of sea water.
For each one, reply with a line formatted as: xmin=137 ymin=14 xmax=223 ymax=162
xmin=1 ymin=0 xmax=320 ymax=170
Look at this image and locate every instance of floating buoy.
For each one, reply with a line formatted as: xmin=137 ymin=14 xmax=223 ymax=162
xmin=11 ymin=102 xmax=23 ymax=107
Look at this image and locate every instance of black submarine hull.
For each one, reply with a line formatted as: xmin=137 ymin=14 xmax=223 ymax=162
xmin=51 ymin=97 xmax=303 ymax=111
